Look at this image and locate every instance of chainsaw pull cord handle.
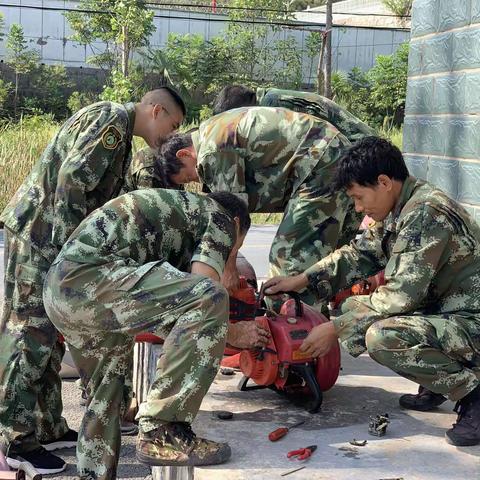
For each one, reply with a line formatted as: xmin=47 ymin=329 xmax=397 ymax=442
xmin=259 ymin=289 xmax=303 ymax=317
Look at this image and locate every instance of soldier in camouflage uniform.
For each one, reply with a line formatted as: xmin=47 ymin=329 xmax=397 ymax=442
xmin=212 ymin=84 xmax=376 ymax=144
xmin=43 ymin=189 xmax=251 ymax=478
xmin=159 ymin=106 xmax=361 ymax=309
xmin=264 ymin=136 xmax=480 ymax=447
xmin=123 ymin=147 xmax=163 ymax=191
xmin=0 ymin=88 xmax=186 ymax=473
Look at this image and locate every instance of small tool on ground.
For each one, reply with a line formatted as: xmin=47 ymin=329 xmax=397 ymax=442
xmin=350 ymin=439 xmax=367 ymax=446
xmin=368 ymin=413 xmax=390 ymax=437
xmin=287 ymin=445 xmax=317 ymax=461
xmin=281 ymin=466 xmax=306 ymax=477
xmin=268 ymin=420 xmax=305 ymax=441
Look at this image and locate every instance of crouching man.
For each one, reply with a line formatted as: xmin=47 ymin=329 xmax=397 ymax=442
xmin=43 ymin=189 xmax=258 ymax=479
xmin=264 ymin=136 xmax=480 ymax=447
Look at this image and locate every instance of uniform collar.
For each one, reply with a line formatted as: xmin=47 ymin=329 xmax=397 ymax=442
xmin=124 ymin=102 xmax=136 ymax=140
xmin=256 ymin=87 xmax=267 ymax=104
xmin=384 ymin=176 xmax=417 ymax=233
xmin=191 ymin=129 xmax=200 ymax=154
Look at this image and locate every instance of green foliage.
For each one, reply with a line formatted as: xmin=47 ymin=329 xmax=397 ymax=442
xmin=66 ymin=0 xmax=155 ymax=73
xmin=332 ymin=43 xmax=409 ymax=128
xmin=368 ymin=42 xmax=409 ymax=127
xmin=0 ymin=79 xmax=11 ymax=112
xmin=100 ymin=69 xmax=142 ymax=103
xmin=161 ymin=34 xmax=233 ymax=95
xmin=5 ymin=24 xmax=39 ymax=75
xmin=24 ymin=65 xmax=73 ymax=118
xmin=67 ymin=91 xmax=100 ymax=114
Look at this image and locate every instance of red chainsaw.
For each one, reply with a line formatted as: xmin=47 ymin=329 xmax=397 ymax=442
xmin=233 ymin=289 xmax=341 ymax=413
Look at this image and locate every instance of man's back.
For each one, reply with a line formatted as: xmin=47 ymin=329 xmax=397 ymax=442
xmin=0 ymin=101 xmax=135 ymax=261
xmin=194 ymin=106 xmax=350 ymax=212
xmin=56 ymin=188 xmax=236 ymax=277
xmin=257 ymin=88 xmax=375 ymax=143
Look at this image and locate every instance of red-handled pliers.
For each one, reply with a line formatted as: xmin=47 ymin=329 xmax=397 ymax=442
xmin=287 ymin=445 xmax=317 ymax=460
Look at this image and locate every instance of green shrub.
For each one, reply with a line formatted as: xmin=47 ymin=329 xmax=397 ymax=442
xmin=67 ymin=90 xmax=99 ymax=114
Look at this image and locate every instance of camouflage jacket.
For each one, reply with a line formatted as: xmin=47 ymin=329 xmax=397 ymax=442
xmin=257 ymin=88 xmax=376 ymax=143
xmin=122 ymin=147 xmax=163 ymax=192
xmin=305 ymin=176 xmax=480 ymax=356
xmin=0 ymin=102 xmax=136 ymax=262
xmin=54 ymin=189 xmax=236 ymax=278
xmin=192 ymin=107 xmax=350 ymax=212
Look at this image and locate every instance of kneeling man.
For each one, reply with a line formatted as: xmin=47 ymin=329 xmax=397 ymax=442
xmin=264 ymin=136 xmax=480 ymax=447
xmin=43 ymin=189 xmax=254 ymax=479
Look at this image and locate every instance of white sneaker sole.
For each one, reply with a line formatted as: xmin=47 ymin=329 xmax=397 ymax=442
xmin=42 ymin=440 xmax=77 ymax=451
xmin=6 ymin=457 xmax=67 ymax=475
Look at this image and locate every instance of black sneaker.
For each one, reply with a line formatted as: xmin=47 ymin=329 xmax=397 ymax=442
xmin=40 ymin=429 xmax=78 ymax=451
xmin=7 ymin=447 xmax=66 ymax=474
xmin=399 ymin=385 xmax=447 ymax=411
xmin=445 ymin=385 xmax=480 ymax=446
xmin=136 ymin=422 xmax=231 ymax=466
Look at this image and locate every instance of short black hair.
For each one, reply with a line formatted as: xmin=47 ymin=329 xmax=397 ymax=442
xmin=157 ymin=131 xmax=195 ymax=186
xmin=212 ymin=85 xmax=257 ymax=115
xmin=142 ymin=87 xmax=187 ymax=116
xmin=333 ymin=136 xmax=409 ymax=190
xmin=208 ymin=191 xmax=251 ymax=234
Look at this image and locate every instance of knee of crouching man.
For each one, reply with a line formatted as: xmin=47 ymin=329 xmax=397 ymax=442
xmin=365 ymin=320 xmax=387 ymax=358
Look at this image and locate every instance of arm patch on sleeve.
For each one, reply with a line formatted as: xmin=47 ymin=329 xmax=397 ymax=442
xmin=102 ymin=125 xmax=122 ymax=150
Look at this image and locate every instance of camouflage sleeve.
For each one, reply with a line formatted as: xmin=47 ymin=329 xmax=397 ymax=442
xmin=196 ymin=151 xmax=250 ymax=207
xmin=191 ymin=211 xmax=236 ymax=278
xmin=123 ymin=167 xmax=162 ymax=192
xmin=333 ymin=207 xmax=454 ymax=357
xmin=52 ymin=115 xmax=128 ymax=248
xmin=304 ymin=224 xmax=387 ymax=300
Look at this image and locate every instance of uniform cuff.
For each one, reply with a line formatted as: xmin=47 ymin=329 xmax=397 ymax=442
xmin=191 ymin=254 xmax=224 ymax=279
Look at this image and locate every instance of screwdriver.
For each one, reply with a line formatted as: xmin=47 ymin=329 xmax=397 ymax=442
xmin=268 ymin=420 xmax=305 ymax=441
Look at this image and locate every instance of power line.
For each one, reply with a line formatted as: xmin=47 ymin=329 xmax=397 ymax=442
xmin=0 ymin=2 xmax=324 ymax=28
xmin=144 ymin=2 xmax=411 ymax=19
xmin=0 ymin=2 xmax=410 ymax=33
xmin=0 ymin=1 xmax=412 ymax=22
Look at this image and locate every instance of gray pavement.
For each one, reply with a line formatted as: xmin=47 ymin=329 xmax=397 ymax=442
xmin=1 ymin=226 xmax=479 ymax=479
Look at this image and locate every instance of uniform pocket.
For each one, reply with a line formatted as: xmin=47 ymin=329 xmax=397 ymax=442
xmin=115 ymin=261 xmax=163 ymax=291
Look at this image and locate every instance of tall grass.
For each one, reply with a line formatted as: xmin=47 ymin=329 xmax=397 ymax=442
xmin=0 ymin=115 xmax=59 ymax=214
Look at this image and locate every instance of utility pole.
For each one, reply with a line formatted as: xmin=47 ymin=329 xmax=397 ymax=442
xmin=323 ymin=0 xmax=332 ymax=98
xmin=316 ymin=0 xmax=332 ymax=97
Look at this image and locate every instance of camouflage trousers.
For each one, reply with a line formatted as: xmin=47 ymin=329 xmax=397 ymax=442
xmin=43 ymin=259 xmax=229 ymax=480
xmin=365 ymin=314 xmax=480 ymax=401
xmin=269 ymin=168 xmax=361 ymax=309
xmin=0 ymin=230 xmax=69 ymax=453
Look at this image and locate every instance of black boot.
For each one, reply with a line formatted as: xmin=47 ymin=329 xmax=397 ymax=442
xmin=445 ymin=385 xmax=480 ymax=446
xmin=399 ymin=385 xmax=447 ymax=411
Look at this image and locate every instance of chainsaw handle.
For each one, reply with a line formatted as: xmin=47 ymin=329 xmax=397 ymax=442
xmin=259 ymin=289 xmax=303 ymax=317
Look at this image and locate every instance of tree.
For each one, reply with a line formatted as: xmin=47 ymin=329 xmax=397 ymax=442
xmin=223 ymin=0 xmax=304 ymax=88
xmin=5 ymin=24 xmax=40 ymax=117
xmin=66 ymin=0 xmax=155 ymax=76
xmin=368 ymin=42 xmax=409 ymax=127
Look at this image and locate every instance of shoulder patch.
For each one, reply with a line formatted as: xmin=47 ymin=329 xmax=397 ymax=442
xmin=102 ymin=125 xmax=122 ymax=150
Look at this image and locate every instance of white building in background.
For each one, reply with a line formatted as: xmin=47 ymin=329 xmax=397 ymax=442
xmin=0 ymin=0 xmax=410 ymax=83
xmin=295 ymin=0 xmax=411 ymax=29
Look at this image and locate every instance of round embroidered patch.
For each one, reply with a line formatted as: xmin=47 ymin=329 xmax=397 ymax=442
xmin=102 ymin=125 xmax=122 ymax=150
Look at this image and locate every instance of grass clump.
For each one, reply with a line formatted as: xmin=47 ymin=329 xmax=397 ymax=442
xmin=0 ymin=115 xmax=59 ymax=214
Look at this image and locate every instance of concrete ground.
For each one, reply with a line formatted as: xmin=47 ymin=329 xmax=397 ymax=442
xmin=1 ymin=226 xmax=479 ymax=479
